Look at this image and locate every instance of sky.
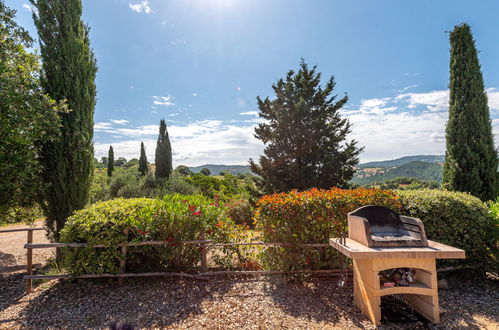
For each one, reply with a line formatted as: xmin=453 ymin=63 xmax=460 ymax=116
xmin=8 ymin=0 xmax=499 ymax=166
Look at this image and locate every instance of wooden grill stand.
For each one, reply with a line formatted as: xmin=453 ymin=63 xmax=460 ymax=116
xmin=330 ymin=238 xmax=465 ymax=325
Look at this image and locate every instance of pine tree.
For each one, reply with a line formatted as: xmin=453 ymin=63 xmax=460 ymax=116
xmin=443 ymin=23 xmax=498 ymax=201
xmin=107 ymin=146 xmax=114 ymax=177
xmin=155 ymin=119 xmax=173 ymax=178
xmin=139 ymin=142 xmax=148 ymax=176
xmin=31 ymin=0 xmax=97 ymax=240
xmin=249 ymin=59 xmax=362 ymax=193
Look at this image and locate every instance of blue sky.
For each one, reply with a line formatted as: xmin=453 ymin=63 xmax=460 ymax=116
xmin=9 ymin=0 xmax=499 ymax=165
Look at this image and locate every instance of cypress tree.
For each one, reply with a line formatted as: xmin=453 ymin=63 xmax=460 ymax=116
xmin=443 ymin=23 xmax=498 ymax=201
xmin=107 ymin=146 xmax=114 ymax=177
xmin=31 ymin=0 xmax=97 ymax=240
xmin=139 ymin=142 xmax=148 ymax=176
xmin=249 ymin=59 xmax=362 ymax=193
xmin=155 ymin=119 xmax=173 ymax=178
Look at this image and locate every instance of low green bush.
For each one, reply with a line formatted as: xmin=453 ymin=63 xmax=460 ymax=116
xmin=254 ymin=188 xmax=401 ymax=272
xmin=226 ymin=196 xmax=254 ymax=228
xmin=398 ymin=189 xmax=498 ymax=271
xmin=489 ymin=197 xmax=499 ymax=221
xmin=60 ymin=194 xmax=239 ymax=275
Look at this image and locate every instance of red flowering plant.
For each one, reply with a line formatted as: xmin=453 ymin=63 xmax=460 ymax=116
xmin=254 ymin=188 xmax=401 ymax=273
xmin=60 ymin=194 xmax=242 ymax=275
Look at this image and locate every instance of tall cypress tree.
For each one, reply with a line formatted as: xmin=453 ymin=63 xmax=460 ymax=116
xmin=107 ymin=146 xmax=114 ymax=177
xmin=139 ymin=142 xmax=148 ymax=176
xmin=155 ymin=119 xmax=173 ymax=178
xmin=443 ymin=23 xmax=498 ymax=201
xmin=31 ymin=0 xmax=97 ymax=240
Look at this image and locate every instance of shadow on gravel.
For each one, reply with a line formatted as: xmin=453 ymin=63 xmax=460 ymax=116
xmin=433 ymin=277 xmax=499 ymax=330
xmin=0 ymin=272 xmax=26 ymax=315
xmin=265 ymin=276 xmax=368 ymax=328
xmin=17 ymin=277 xmax=232 ymax=329
xmin=266 ymin=275 xmax=499 ymax=330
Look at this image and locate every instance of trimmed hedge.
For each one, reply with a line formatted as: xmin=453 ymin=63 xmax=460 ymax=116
xmin=398 ymin=189 xmax=498 ymax=271
xmin=60 ymin=194 xmax=238 ymax=275
xmin=254 ymin=188 xmax=401 ymax=272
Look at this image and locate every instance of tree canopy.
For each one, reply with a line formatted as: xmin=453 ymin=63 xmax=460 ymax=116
xmin=107 ymin=146 xmax=114 ymax=177
xmin=155 ymin=119 xmax=173 ymax=179
xmin=0 ymin=1 xmax=62 ymax=218
xmin=443 ymin=23 xmax=498 ymax=201
xmin=32 ymin=0 xmax=97 ymax=240
xmin=249 ymin=59 xmax=362 ymax=193
xmin=139 ymin=142 xmax=148 ymax=176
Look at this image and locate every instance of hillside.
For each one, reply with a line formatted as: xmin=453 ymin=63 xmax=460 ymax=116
xmin=358 ymin=155 xmax=444 ymax=168
xmin=352 ymin=160 xmax=443 ymax=185
xmin=188 ymin=164 xmax=251 ymax=175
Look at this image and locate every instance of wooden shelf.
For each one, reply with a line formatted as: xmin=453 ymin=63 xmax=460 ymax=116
xmin=378 ymin=281 xmax=432 ymax=296
xmin=329 ymin=238 xmax=465 ymax=259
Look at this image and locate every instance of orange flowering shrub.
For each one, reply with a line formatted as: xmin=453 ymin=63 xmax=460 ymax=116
xmin=254 ymin=188 xmax=401 ymax=272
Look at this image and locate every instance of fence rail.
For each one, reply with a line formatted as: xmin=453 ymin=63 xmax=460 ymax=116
xmin=0 ymin=227 xmax=44 ymax=234
xmin=21 ymin=230 xmax=348 ymax=294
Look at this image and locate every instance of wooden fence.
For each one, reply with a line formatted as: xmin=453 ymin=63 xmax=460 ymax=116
xmin=15 ymin=228 xmax=351 ymax=294
xmin=0 ymin=227 xmax=44 ymax=293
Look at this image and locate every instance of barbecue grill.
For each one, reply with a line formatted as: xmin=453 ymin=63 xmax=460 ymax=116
xmin=347 ymin=205 xmax=428 ymax=247
xmin=330 ymin=205 xmax=465 ymax=325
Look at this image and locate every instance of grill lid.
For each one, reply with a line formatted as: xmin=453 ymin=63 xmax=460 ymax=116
xmin=347 ymin=205 xmax=428 ymax=247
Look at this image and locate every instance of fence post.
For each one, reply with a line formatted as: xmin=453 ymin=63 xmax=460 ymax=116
xmin=119 ymin=228 xmax=129 ymax=285
xmin=26 ymin=229 xmax=33 ymax=294
xmin=200 ymin=232 xmax=208 ymax=273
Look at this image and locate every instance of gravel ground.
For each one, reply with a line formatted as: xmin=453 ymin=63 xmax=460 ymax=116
xmin=1 ymin=223 xmax=498 ymax=329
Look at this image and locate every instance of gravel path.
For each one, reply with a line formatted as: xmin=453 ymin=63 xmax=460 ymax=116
xmin=0 ymin=221 xmax=54 ymax=273
xmin=1 ymin=222 xmax=498 ymax=329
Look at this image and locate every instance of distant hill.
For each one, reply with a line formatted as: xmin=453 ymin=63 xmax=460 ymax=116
xmin=359 ymin=155 xmax=444 ymax=168
xmin=188 ymin=164 xmax=251 ymax=175
xmin=352 ymin=160 xmax=443 ymax=185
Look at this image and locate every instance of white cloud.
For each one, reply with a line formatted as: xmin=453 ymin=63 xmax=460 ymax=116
xmin=239 ymin=111 xmax=259 ymax=116
xmin=396 ymin=90 xmax=449 ymax=112
xmin=94 ymin=87 xmax=499 ymax=165
xmin=345 ymin=88 xmax=499 ymax=162
xmin=486 ymin=88 xmax=499 ymax=112
xmin=94 ymin=122 xmax=113 ymax=130
xmin=346 ymin=110 xmax=447 ymax=162
xmin=170 ymin=39 xmax=187 ymax=46
xmin=347 ymin=97 xmax=397 ymax=115
xmin=192 ymin=93 xmax=198 ymax=97
xmin=129 ymin=1 xmax=151 ymax=14
xmin=153 ymin=95 xmax=175 ymax=107
xmin=22 ymin=4 xmax=32 ymax=12
xmin=94 ymin=120 xmax=263 ymax=166
xmin=111 ymin=119 xmax=129 ymax=125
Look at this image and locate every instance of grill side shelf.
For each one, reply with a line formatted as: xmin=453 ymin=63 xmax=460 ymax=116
xmin=329 ymin=238 xmax=465 ymax=259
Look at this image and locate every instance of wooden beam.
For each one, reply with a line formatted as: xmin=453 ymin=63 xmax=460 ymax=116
xmin=0 ymin=228 xmax=44 ymax=234
xmin=198 ymin=269 xmax=352 ymax=276
xmin=24 ymin=239 xmax=214 ymax=249
xmin=23 ymin=272 xmax=208 ymax=280
xmin=200 ymin=232 xmax=208 ymax=273
xmin=26 ymin=229 xmax=33 ymax=294
xmin=118 ymin=228 xmax=129 ymax=285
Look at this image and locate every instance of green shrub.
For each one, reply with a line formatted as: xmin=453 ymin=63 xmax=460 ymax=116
xmin=60 ymin=194 xmax=239 ymax=275
xmin=254 ymin=188 xmax=401 ymax=272
xmin=0 ymin=204 xmax=43 ymax=226
xmin=489 ymin=197 xmax=499 ymax=221
xmin=163 ymin=172 xmax=199 ymax=195
xmin=226 ymin=197 xmax=254 ymax=228
xmin=398 ymin=189 xmax=498 ymax=271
